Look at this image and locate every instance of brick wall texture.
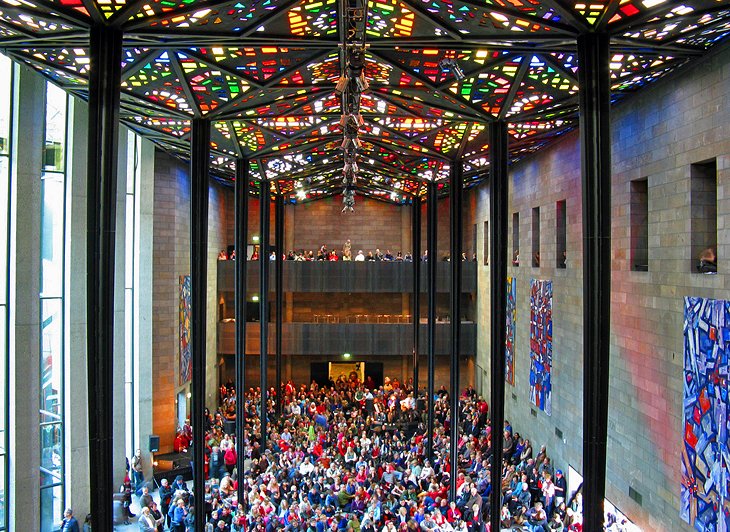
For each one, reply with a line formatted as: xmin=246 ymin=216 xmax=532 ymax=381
xmin=475 ymin=45 xmax=730 ymax=531
xmin=152 ymin=151 xmax=230 ymax=451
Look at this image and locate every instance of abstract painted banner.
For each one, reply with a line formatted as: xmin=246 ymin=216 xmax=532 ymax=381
xmin=529 ymin=279 xmax=552 ymax=415
xmin=682 ymin=297 xmax=730 ymax=531
xmin=506 ymin=277 xmax=516 ymax=386
xmin=179 ymin=275 xmax=192 ymax=386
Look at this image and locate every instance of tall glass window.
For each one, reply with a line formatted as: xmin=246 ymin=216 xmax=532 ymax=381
xmin=0 ymin=53 xmax=13 ymax=532
xmin=39 ymin=81 xmax=67 ymax=531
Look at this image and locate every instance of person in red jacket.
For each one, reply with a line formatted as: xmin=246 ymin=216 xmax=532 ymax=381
xmin=224 ymin=445 xmax=237 ymax=475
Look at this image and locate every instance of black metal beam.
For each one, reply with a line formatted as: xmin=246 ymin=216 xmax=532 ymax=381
xmin=488 ymin=119 xmax=508 ymax=532
xmin=259 ymin=181 xmax=271 ymax=449
xmin=275 ymin=194 xmax=284 ymax=417
xmin=190 ymin=117 xmax=210 ymax=532
xmin=412 ymin=196 xmax=421 ymax=395
xmin=234 ymin=158 xmax=249 ymax=508
xmin=86 ymin=24 xmax=122 ymax=532
xmin=448 ymin=163 xmax=462 ymax=501
xmin=426 ymin=179 xmax=437 ymax=461
xmin=578 ymin=32 xmax=612 ymax=532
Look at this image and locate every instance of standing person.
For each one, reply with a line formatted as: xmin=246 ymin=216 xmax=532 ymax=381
xmin=60 ymin=508 xmax=81 ymax=532
xmin=224 ymin=444 xmax=237 ymax=475
xmin=210 ymin=446 xmax=225 ymax=480
xmin=553 ymin=470 xmax=567 ymax=508
xmin=170 ymin=498 xmax=188 ymax=532
xmin=138 ymin=507 xmax=157 ymax=532
xmin=342 ymin=239 xmax=352 ymax=261
xmin=159 ymin=477 xmax=175 ymax=529
xmin=131 ymin=448 xmax=145 ymax=489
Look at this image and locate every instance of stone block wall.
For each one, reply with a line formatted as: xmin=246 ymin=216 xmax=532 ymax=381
xmin=475 ymin=44 xmax=730 ymax=531
xmin=151 ymin=151 xmax=232 ymax=451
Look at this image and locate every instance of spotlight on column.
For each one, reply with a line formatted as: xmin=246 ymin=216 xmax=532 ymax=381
xmin=354 ymin=73 xmax=369 ymax=92
xmin=335 ymin=75 xmax=350 ymax=93
xmin=438 ymin=58 xmax=465 ymax=81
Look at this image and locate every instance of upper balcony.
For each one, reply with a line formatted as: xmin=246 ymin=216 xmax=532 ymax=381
xmin=217 ymin=260 xmax=477 ymax=293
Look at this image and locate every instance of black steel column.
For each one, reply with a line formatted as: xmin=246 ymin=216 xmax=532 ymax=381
xmin=275 ymin=194 xmax=284 ymax=417
xmin=86 ymin=24 xmax=122 ymax=532
xmin=578 ymin=32 xmax=612 ymax=532
xmin=190 ymin=118 xmax=210 ymax=530
xmin=234 ymin=158 xmax=249 ymax=507
xmin=488 ymin=120 xmax=509 ymax=532
xmin=448 ymin=163 xmax=462 ymax=501
xmin=426 ymin=180 xmax=437 ymax=461
xmin=259 ymin=181 xmax=270 ymax=449
xmin=412 ymin=198 xmax=421 ymax=395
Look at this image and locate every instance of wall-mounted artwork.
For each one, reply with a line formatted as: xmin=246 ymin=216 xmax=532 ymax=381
xmin=529 ymin=279 xmax=552 ymax=415
xmin=179 ymin=274 xmax=192 ymax=387
xmin=681 ymin=297 xmax=730 ymax=531
xmin=506 ymin=277 xmax=516 ymax=386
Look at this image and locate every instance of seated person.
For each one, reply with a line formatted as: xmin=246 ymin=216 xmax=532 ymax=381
xmin=698 ymin=246 xmax=717 ymax=273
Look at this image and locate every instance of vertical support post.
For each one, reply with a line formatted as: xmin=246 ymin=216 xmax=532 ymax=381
xmin=275 ymin=194 xmax=284 ymax=417
xmin=578 ymin=32 xmax=612 ymax=532
xmin=234 ymin=158 xmax=249 ymax=507
xmin=488 ymin=119 xmax=509 ymax=532
xmin=426 ymin=180 xmax=437 ymax=461
xmin=190 ymin=117 xmax=210 ymax=529
xmin=86 ymin=24 xmax=122 ymax=531
xmin=412 ymin=197 xmax=421 ymax=395
xmin=259 ymin=181 xmax=270 ymax=449
xmin=449 ymin=163 xmax=462 ymax=501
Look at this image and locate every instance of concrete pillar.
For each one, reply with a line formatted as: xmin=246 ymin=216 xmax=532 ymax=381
xmin=285 ymin=200 xmax=295 ymax=255
xmin=135 ymin=137 xmax=155 ymax=477
xmin=65 ymin=95 xmax=90 ymax=519
xmin=8 ymin=62 xmax=44 ymax=532
xmin=113 ymin=127 xmax=128 ymax=485
xmin=207 ymin=186 xmax=220 ymax=411
xmin=401 ymin=206 xmax=411 ymax=257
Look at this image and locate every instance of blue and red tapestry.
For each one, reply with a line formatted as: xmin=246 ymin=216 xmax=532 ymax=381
xmin=179 ymin=274 xmax=192 ymax=386
xmin=506 ymin=277 xmax=516 ymax=386
xmin=529 ymin=279 xmax=552 ymax=415
xmin=682 ymin=297 xmax=730 ymax=530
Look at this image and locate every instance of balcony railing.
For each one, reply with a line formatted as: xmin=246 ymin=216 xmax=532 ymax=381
xmin=217 ymin=321 xmax=476 ymax=356
xmin=217 ymin=260 xmax=477 ymax=293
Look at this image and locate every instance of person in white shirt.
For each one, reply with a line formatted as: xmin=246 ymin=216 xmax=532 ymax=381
xmin=299 ymin=456 xmax=315 ymax=476
xmin=355 ymin=250 xmax=365 ymax=261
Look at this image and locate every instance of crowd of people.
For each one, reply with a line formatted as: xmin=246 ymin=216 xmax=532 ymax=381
xmin=217 ymin=242 xmax=478 ymax=263
xmin=127 ymin=376 xmax=638 ymax=532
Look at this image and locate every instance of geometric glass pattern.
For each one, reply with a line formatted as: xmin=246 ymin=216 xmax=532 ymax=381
xmin=0 ymin=0 xmax=726 ymax=202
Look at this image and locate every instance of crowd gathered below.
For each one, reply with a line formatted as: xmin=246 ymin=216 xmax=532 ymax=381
xmin=114 ymin=375 xmax=640 ymax=532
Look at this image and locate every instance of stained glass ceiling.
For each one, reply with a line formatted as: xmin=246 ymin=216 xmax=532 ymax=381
xmin=1 ymin=0 xmax=729 ymax=203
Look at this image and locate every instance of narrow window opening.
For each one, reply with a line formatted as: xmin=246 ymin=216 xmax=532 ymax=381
xmin=512 ymin=212 xmax=520 ymax=266
xmin=691 ymin=159 xmax=717 ymax=273
xmin=483 ymin=221 xmax=489 ymax=266
xmin=556 ymin=200 xmax=566 ymax=269
xmin=630 ymin=179 xmax=648 ymax=271
xmin=532 ymin=207 xmax=540 ymax=267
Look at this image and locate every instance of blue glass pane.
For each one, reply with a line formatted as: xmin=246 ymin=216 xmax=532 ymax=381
xmin=43 ymin=83 xmax=66 ymax=173
xmin=40 ymin=299 xmax=62 ymax=423
xmin=40 ymin=174 xmax=64 ymax=298
xmin=40 ymin=422 xmax=62 ymax=488
xmin=39 ymin=484 xmax=62 ymax=532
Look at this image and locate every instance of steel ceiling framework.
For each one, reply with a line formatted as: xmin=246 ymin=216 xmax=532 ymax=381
xmin=0 ymin=0 xmax=728 ymax=203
